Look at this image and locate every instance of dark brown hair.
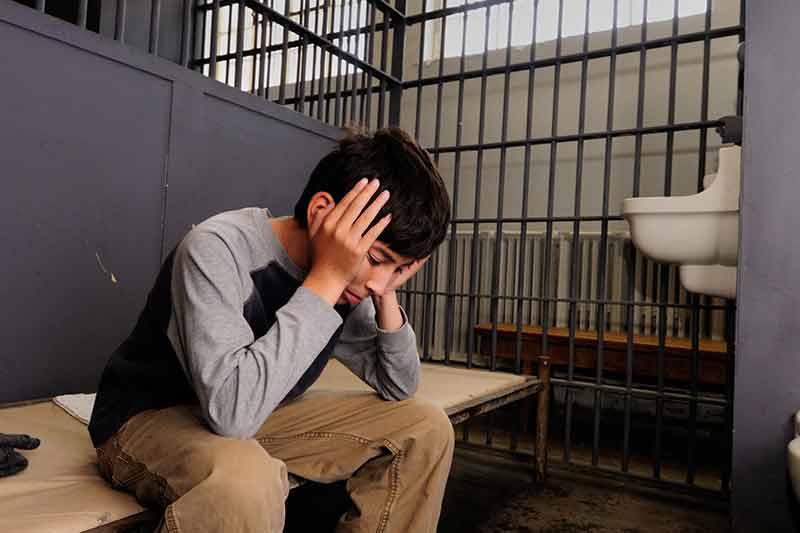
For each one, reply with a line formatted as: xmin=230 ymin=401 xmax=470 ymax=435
xmin=294 ymin=127 xmax=451 ymax=259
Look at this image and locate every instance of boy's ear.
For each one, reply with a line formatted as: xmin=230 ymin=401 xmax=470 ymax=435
xmin=306 ymin=191 xmax=335 ymax=231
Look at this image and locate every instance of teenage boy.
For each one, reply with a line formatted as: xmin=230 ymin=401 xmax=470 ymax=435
xmin=88 ymin=127 xmax=453 ymax=532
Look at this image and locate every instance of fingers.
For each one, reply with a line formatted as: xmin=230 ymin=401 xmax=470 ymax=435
xmin=351 ymin=189 xmax=390 ymax=236
xmin=338 ymin=179 xmax=381 ymax=230
xmin=0 ymin=433 xmax=41 ymax=450
xmin=360 ymin=213 xmax=392 ymax=250
xmin=324 ymin=177 xmax=369 ymax=226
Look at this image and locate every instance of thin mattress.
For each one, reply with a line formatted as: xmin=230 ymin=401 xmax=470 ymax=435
xmin=0 ymin=360 xmax=530 ymax=532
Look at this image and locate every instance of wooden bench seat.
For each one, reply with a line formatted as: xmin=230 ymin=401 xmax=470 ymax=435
xmin=475 ymin=323 xmax=728 ymax=387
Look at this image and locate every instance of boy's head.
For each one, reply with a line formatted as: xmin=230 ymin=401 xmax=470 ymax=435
xmin=294 ymin=127 xmax=451 ymax=261
xmin=294 ymin=127 xmax=451 ymax=304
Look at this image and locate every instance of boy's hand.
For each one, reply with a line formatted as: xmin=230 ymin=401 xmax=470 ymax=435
xmin=386 ymin=257 xmax=428 ymax=293
xmin=303 ymin=178 xmax=391 ymax=306
xmin=372 ymin=257 xmax=428 ymax=331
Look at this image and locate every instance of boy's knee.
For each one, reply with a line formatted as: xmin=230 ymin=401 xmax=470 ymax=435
xmin=176 ymin=437 xmax=289 ymax=496
xmin=401 ymin=398 xmax=455 ymax=453
xmin=175 ymin=439 xmax=289 ymax=530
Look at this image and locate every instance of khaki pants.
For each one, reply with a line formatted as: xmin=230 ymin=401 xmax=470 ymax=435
xmin=96 ymin=391 xmax=455 ymax=533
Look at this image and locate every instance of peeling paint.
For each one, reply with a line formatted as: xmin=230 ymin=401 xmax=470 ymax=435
xmin=95 ymin=252 xmax=118 ymax=285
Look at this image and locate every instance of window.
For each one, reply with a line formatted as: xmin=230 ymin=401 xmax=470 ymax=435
xmin=206 ymin=0 xmax=371 ymax=90
xmin=426 ymin=0 xmax=709 ymax=60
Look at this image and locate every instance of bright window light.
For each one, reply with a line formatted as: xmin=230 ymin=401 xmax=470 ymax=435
xmin=430 ymin=0 xmax=708 ymax=59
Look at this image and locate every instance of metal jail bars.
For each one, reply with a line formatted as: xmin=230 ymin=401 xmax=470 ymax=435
xmin=12 ymin=0 xmax=746 ymax=497
xmin=397 ymin=0 xmax=743 ymax=497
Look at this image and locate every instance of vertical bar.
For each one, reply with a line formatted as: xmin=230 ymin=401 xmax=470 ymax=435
xmin=721 ymin=300 xmax=736 ymax=493
xmin=115 ymin=0 xmax=127 ymax=43
xmin=443 ymin=4 xmax=472 ymax=365
xmin=687 ymin=0 xmax=714 ymax=487
xmin=250 ymin=13 xmax=259 ymax=96
xmin=195 ymin=1 xmax=207 ymax=73
xmin=623 ymin=0 xmax=648 ymax=474
xmin=349 ymin=0 xmax=362 ymax=124
xmin=563 ymin=0 xmax=589 ymax=465
xmin=324 ymin=0 xmax=336 ymax=123
xmin=736 ymin=0 xmax=746 ymax=116
xmin=653 ymin=0 xmax=680 ymax=481
xmin=334 ymin=0 xmax=347 ymax=124
xmin=541 ymin=0 xmax=564 ymax=377
xmin=591 ymin=0 xmax=619 ymax=469
xmin=234 ymin=0 xmax=246 ymax=89
xmin=296 ymin=0 xmax=310 ymax=113
xmin=210 ymin=0 xmax=221 ymax=80
xmin=422 ymin=0 xmax=450 ymax=361
xmin=150 ymin=0 xmax=162 ymax=54
xmin=465 ymin=2 xmax=493 ymax=368
xmin=387 ymin=2 xmax=405 ymax=126
xmin=378 ymin=9 xmax=390 ymax=128
xmin=225 ymin=2 xmax=235 ymax=85
xmin=35 ymin=0 xmax=45 ymax=12
xmin=257 ymin=8 xmax=270 ymax=97
xmin=514 ymin=0 xmax=540 ymax=370
xmin=317 ymin=0 xmax=331 ymax=120
xmin=412 ymin=0 xmax=429 ymax=138
xmin=279 ymin=0 xmax=292 ymax=104
xmin=308 ymin=0 xmax=321 ymax=116
xmin=180 ymin=0 xmax=193 ymax=66
xmin=267 ymin=0 xmax=276 ymax=98
xmin=489 ymin=0 xmax=516 ymax=373
xmin=363 ymin=3 xmax=377 ymax=127
xmin=535 ymin=357 xmax=551 ymax=481
xmin=78 ymin=0 xmax=88 ymax=29
xmin=341 ymin=0 xmax=354 ymax=120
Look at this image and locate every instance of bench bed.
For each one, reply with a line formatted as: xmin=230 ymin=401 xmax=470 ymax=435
xmin=0 ymin=360 xmax=549 ymax=532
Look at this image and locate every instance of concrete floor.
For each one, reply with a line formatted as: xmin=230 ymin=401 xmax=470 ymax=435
xmin=438 ymin=447 xmax=730 ymax=533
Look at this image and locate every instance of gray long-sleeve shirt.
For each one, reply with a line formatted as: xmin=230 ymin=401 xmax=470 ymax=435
xmin=88 ymin=207 xmax=420 ymax=446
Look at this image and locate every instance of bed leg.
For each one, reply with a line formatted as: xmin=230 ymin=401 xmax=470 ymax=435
xmin=535 ymin=356 xmax=551 ymax=482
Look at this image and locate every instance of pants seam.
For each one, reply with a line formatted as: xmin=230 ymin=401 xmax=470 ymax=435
xmin=164 ymin=504 xmax=181 ymax=533
xmin=258 ymin=431 xmax=403 ymax=532
xmin=257 ymin=430 xmax=373 ymax=446
xmin=100 ymin=435 xmax=180 ymax=509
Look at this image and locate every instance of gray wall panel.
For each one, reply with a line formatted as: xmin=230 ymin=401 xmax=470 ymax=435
xmin=161 ymin=88 xmax=336 ymax=255
xmin=0 ymin=15 xmax=170 ymax=401
xmin=0 ymin=1 xmax=341 ymax=402
xmin=732 ymin=0 xmax=800 ymax=530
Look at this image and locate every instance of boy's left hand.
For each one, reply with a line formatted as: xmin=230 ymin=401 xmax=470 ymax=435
xmin=372 ymin=257 xmax=428 ymax=331
xmin=384 ymin=257 xmax=429 ymax=294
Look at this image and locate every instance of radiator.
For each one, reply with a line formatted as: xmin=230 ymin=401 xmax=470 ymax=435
xmin=400 ymin=231 xmax=727 ymax=359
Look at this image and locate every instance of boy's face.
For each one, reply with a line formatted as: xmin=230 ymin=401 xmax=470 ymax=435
xmin=338 ymin=240 xmax=418 ymax=306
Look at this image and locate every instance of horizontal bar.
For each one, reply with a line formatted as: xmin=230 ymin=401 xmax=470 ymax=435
xmin=396 ymin=288 xmax=729 ymax=311
xmin=428 ymin=119 xmax=724 ymax=155
xmin=448 ymin=215 xmax=625 ymax=223
xmin=437 ymin=361 xmax=727 ymax=405
xmin=199 ymin=0 xmax=406 ymax=21
xmin=403 ymin=25 xmax=744 ymax=89
xmin=550 ymin=378 xmax=728 ymax=406
xmin=406 ymin=0 xmax=511 ymax=26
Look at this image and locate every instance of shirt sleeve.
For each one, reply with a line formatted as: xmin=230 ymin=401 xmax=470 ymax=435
xmin=167 ymin=229 xmax=343 ymax=438
xmin=333 ymin=298 xmax=421 ymax=400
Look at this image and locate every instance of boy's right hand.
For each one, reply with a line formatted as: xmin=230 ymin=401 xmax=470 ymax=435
xmin=302 ymin=178 xmax=391 ymax=306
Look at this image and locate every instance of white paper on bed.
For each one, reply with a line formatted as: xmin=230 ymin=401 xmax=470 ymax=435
xmin=52 ymin=393 xmax=96 ymax=425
